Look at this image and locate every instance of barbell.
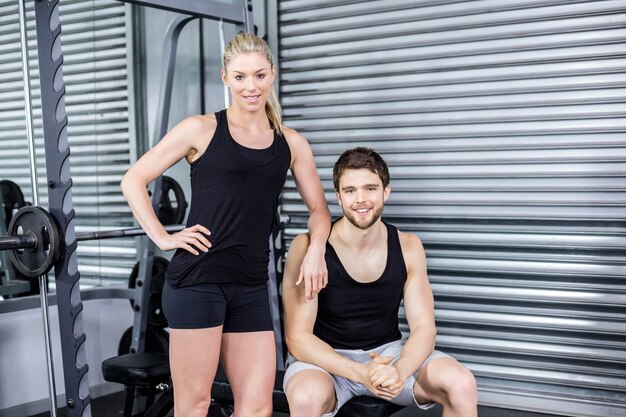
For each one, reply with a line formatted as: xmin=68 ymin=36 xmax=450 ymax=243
xmin=0 ymin=175 xmax=188 ymax=278
xmin=0 ymin=205 xmax=184 ymax=278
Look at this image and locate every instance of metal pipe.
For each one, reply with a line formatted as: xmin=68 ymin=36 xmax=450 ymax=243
xmin=18 ymin=2 xmax=56 ymax=416
xmin=116 ymin=0 xmax=246 ymax=25
xmin=75 ymin=224 xmax=184 ymax=241
xmin=219 ymin=19 xmax=229 ymax=108
xmin=199 ymin=19 xmax=205 ymax=115
xmin=0 ymin=224 xmax=185 ymax=251
xmin=0 ymin=234 xmax=36 ymax=251
xmin=38 ymin=273 xmax=57 ymax=417
xmin=19 ymin=0 xmax=39 ymax=207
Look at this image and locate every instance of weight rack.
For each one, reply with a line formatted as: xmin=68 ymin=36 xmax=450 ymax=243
xmin=6 ymin=2 xmax=254 ymax=416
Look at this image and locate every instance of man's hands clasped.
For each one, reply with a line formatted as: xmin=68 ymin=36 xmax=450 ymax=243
xmin=363 ymin=352 xmax=405 ymax=401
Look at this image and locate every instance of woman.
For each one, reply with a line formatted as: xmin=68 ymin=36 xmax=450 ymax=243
xmin=121 ymin=32 xmax=330 ymax=417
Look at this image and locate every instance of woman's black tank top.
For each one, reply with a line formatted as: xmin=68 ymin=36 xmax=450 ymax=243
xmin=314 ymin=222 xmax=406 ymax=350
xmin=165 ymin=109 xmax=291 ymax=287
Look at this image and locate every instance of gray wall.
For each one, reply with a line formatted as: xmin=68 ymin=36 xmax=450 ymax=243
xmin=275 ymin=1 xmax=626 ymax=417
xmin=0 ymin=296 xmax=132 ymax=416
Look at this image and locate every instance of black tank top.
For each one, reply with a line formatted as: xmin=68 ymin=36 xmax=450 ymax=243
xmin=165 ymin=109 xmax=291 ymax=287
xmin=314 ymin=222 xmax=406 ymax=350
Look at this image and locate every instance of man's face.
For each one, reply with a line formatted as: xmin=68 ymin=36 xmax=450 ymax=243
xmin=336 ymin=168 xmax=390 ymax=230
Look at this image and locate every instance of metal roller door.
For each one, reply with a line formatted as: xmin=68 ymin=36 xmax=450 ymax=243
xmin=0 ymin=0 xmax=136 ymax=286
xmin=276 ymin=1 xmax=626 ymax=416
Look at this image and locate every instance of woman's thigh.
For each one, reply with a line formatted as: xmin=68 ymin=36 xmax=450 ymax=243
xmin=221 ymin=331 xmax=276 ymax=409
xmin=169 ymin=327 xmax=223 ymax=408
xmin=163 ymin=282 xmax=228 ymax=410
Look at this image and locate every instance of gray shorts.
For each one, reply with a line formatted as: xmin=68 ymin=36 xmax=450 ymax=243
xmin=283 ymin=340 xmax=450 ymax=417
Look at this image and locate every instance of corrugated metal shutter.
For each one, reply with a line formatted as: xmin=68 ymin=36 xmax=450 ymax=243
xmin=0 ymin=0 xmax=135 ymax=285
xmin=277 ymin=1 xmax=626 ymax=416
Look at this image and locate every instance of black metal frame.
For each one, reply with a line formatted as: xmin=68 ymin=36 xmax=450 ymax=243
xmin=34 ymin=3 xmax=87 ymax=415
xmin=32 ymin=1 xmax=253 ymax=416
xmin=0 ymin=193 xmax=31 ymax=297
xmin=129 ymin=13 xmax=195 ymax=356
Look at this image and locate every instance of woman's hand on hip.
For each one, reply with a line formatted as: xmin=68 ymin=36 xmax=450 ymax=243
xmin=155 ymin=224 xmax=212 ymax=255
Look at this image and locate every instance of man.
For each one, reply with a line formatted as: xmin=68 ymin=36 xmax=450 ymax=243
xmin=282 ymin=147 xmax=478 ymax=417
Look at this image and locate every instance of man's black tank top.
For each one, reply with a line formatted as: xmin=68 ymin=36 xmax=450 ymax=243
xmin=314 ymin=222 xmax=406 ymax=350
xmin=165 ymin=109 xmax=291 ymax=287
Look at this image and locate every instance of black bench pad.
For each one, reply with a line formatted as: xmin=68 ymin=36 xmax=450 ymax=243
xmin=102 ymin=353 xmax=170 ymax=386
xmin=212 ymin=365 xmax=403 ymax=416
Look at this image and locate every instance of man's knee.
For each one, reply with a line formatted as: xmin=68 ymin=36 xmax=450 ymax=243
xmin=286 ymin=377 xmax=334 ymax=416
xmin=447 ymin=368 xmax=478 ymax=409
xmin=290 ymin=389 xmax=326 ymax=414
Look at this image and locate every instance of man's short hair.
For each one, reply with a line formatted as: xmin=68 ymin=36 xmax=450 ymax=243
xmin=333 ymin=147 xmax=390 ymax=191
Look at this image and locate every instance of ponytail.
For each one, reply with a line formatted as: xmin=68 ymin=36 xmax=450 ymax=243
xmin=266 ymin=87 xmax=283 ymax=134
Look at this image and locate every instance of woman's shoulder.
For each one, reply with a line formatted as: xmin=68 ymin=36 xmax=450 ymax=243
xmin=181 ymin=113 xmax=218 ymax=133
xmin=280 ymin=125 xmax=303 ymax=141
xmin=176 ymin=114 xmax=219 ymax=163
xmin=280 ymin=125 xmax=311 ymax=153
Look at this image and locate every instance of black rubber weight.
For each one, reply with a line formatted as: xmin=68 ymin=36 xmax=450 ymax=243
xmin=117 ymin=326 xmax=170 ymax=356
xmin=128 ymin=257 xmax=169 ymax=328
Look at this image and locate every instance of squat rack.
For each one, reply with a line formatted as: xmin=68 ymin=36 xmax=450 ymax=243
xmin=28 ymin=1 xmax=253 ymax=416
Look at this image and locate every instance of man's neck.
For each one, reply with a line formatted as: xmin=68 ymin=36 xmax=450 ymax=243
xmin=333 ymin=217 xmax=386 ymax=251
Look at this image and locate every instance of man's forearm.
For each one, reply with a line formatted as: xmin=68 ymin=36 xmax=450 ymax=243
xmin=289 ymin=333 xmax=365 ymax=383
xmin=394 ymin=327 xmax=436 ymax=382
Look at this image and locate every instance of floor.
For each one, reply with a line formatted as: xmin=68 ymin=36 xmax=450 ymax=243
xmin=31 ymin=390 xmax=566 ymax=417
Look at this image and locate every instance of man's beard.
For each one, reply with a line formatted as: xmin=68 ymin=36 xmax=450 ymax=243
xmin=343 ymin=205 xmax=383 ymax=230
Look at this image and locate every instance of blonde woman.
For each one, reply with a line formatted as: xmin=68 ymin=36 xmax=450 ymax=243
xmin=121 ymin=32 xmax=330 ymax=417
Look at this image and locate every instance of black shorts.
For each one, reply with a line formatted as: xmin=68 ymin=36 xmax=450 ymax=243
xmin=162 ymin=280 xmax=273 ymax=332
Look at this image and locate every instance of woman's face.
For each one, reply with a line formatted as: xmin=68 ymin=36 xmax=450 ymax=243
xmin=222 ymin=52 xmax=275 ymax=112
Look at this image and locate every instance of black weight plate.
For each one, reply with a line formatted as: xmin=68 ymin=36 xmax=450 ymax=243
xmin=117 ymin=326 xmax=170 ymax=356
xmin=8 ymin=206 xmax=61 ymax=278
xmin=129 ymin=257 xmax=169 ymax=328
xmin=158 ymin=176 xmax=187 ymax=226
xmin=0 ymin=180 xmax=27 ymax=228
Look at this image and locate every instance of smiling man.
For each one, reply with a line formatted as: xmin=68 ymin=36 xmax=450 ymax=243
xmin=282 ymin=147 xmax=478 ymax=417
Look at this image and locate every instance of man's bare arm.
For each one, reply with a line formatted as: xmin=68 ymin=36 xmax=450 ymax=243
xmin=283 ymin=234 xmax=390 ymax=394
xmin=369 ymin=232 xmax=436 ymax=395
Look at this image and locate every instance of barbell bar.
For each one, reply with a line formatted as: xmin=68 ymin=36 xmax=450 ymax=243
xmin=0 ymin=205 xmax=184 ymax=277
xmin=77 ymin=223 xmax=185 ymax=241
xmin=0 ymin=234 xmax=35 ymax=251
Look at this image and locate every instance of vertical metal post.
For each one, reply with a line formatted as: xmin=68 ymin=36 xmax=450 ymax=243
xmin=33 ymin=1 xmax=91 ymax=416
xmin=130 ymin=15 xmax=195 ymax=354
xmin=19 ymin=1 xmax=58 ymax=416
xmin=218 ymin=19 xmax=229 ymax=108
xmin=243 ymin=0 xmax=254 ymax=33
xmin=198 ymin=19 xmax=206 ymax=115
xmin=19 ymin=0 xmax=39 ymax=206
xmin=268 ymin=233 xmax=284 ymax=370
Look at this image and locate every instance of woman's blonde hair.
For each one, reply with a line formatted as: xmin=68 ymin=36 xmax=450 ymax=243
xmin=222 ymin=32 xmax=283 ymax=133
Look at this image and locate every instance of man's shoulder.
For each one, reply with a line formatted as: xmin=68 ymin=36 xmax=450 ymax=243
xmin=395 ymin=228 xmax=425 ymax=254
xmin=291 ymin=232 xmax=311 ymax=247
xmin=287 ymin=233 xmax=313 ymax=260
